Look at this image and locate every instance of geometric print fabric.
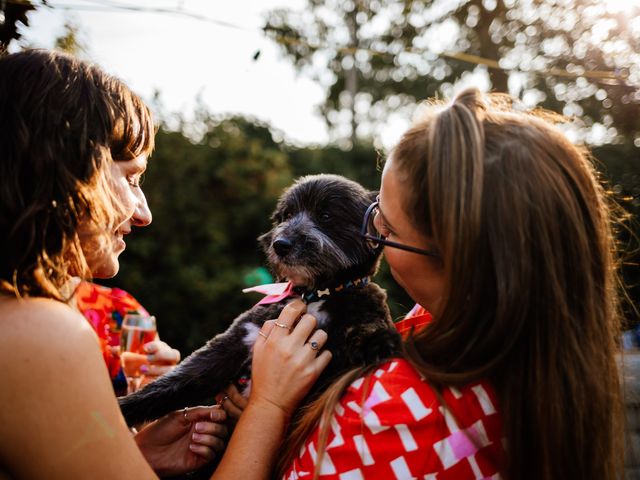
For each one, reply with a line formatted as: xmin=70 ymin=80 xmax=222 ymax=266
xmin=283 ymin=358 xmax=504 ymax=479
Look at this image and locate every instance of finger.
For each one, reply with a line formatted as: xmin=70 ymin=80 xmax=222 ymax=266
xmin=226 ymin=384 xmax=248 ymax=409
xmin=184 ymin=405 xmax=227 ymax=424
xmin=143 ymin=364 xmax=176 ymax=377
xmin=142 ymin=340 xmax=161 ymax=354
xmin=303 ymin=328 xmax=328 ymax=356
xmin=194 ymin=420 xmax=228 ymax=439
xmin=146 ymin=347 xmax=181 ymax=365
xmin=188 ymin=443 xmax=215 ymax=461
xmin=221 ymin=399 xmax=244 ymax=421
xmin=191 ymin=432 xmax=227 ymax=451
xmin=312 ymin=349 xmax=333 ymax=375
xmin=257 ymin=320 xmax=276 ymax=344
xmin=269 ymin=301 xmax=306 ymax=339
xmin=214 ymin=392 xmax=243 ymax=420
xmin=288 ymin=313 xmax=318 ymax=344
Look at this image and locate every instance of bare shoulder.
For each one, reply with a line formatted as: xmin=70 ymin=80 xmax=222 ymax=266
xmin=0 ymin=295 xmax=96 ymax=351
xmin=0 ymin=296 xmax=153 ymax=478
xmin=0 ymin=295 xmax=101 ymax=398
xmin=0 ymin=296 xmax=102 ymax=410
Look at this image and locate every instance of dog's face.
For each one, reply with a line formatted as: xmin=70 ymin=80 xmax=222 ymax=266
xmin=259 ymin=174 xmax=379 ymax=289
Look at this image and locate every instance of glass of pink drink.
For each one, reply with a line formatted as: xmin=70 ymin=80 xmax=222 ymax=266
xmin=120 ymin=313 xmax=156 ymax=393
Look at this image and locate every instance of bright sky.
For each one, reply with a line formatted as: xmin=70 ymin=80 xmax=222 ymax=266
xmin=19 ymin=1 xmax=336 ymax=146
xmin=16 ymin=0 xmax=638 ymax=147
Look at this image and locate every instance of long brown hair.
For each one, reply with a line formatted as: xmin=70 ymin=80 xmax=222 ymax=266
xmin=397 ymin=88 xmax=623 ymax=479
xmin=0 ymin=49 xmax=154 ymax=301
xmin=281 ymin=88 xmax=623 ymax=479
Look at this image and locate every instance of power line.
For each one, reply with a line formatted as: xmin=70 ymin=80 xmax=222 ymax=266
xmin=7 ymin=0 xmax=633 ymax=85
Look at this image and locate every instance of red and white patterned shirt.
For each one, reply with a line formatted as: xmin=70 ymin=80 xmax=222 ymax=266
xmin=283 ymin=314 xmax=504 ymax=479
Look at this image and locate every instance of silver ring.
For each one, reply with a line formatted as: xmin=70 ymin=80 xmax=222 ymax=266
xmin=274 ymin=321 xmax=291 ymax=331
xmin=309 ymin=341 xmax=320 ymax=351
xmin=258 ymin=331 xmax=268 ymax=339
xmin=183 ymin=407 xmax=188 ymax=421
xmin=220 ymin=395 xmax=229 ymax=406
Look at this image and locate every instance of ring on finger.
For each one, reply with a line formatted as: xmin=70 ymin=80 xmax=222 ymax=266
xmin=308 ymin=340 xmax=320 ymax=351
xmin=220 ymin=395 xmax=230 ymax=406
xmin=258 ymin=331 xmax=268 ymax=339
xmin=183 ymin=407 xmax=189 ymax=421
xmin=274 ymin=321 xmax=291 ymax=331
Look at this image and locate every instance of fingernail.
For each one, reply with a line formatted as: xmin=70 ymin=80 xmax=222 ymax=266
xmin=140 ymin=364 xmax=148 ymax=374
xmin=143 ymin=344 xmax=154 ymax=353
xmin=188 ymin=444 xmax=198 ymax=452
xmin=192 ymin=433 xmax=204 ymax=442
xmin=195 ymin=422 xmax=205 ymax=432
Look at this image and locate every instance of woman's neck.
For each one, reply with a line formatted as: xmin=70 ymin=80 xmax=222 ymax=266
xmin=61 ymin=276 xmax=83 ymax=310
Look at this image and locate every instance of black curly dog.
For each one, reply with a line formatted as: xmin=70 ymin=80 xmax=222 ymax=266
xmin=119 ymin=174 xmax=401 ymax=428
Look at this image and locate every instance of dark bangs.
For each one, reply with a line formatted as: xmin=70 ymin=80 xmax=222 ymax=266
xmin=108 ymin=84 xmax=155 ymax=161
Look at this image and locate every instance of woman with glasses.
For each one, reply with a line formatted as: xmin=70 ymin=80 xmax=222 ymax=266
xmin=254 ymin=88 xmax=621 ymax=479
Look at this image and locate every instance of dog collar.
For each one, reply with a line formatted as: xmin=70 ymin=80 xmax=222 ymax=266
xmin=293 ymin=276 xmax=370 ymax=304
xmin=242 ymin=276 xmax=371 ymax=306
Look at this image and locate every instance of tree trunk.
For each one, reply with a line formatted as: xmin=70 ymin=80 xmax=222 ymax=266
xmin=474 ymin=0 xmax=509 ymax=93
xmin=346 ymin=9 xmax=359 ymax=147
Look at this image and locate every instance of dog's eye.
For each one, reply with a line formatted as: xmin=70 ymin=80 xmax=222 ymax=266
xmin=319 ymin=212 xmax=330 ymax=222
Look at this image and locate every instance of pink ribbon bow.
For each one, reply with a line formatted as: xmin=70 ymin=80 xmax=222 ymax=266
xmin=242 ymin=281 xmax=296 ymax=305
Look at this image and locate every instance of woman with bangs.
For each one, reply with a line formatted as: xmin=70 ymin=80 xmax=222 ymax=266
xmin=0 ymin=49 xmax=233 ymax=478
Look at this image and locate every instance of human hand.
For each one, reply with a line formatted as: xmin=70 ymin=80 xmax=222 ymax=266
xmin=216 ymin=384 xmax=248 ymax=424
xmin=249 ymin=300 xmax=332 ymax=419
xmin=138 ymin=340 xmax=181 ymax=389
xmin=134 ymin=405 xmax=228 ymax=477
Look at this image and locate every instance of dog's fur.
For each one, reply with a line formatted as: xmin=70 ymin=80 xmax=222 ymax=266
xmin=119 ymin=174 xmax=401 ymax=428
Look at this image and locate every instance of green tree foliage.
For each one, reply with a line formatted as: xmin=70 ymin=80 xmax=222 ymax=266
xmin=54 ymin=20 xmax=87 ymax=56
xmin=265 ymin=0 xmax=640 ymax=143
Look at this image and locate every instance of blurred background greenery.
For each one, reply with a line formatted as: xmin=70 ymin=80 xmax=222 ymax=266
xmin=2 ymin=0 xmax=638 ymax=354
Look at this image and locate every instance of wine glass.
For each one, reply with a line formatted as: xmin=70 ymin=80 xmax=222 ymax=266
xmin=120 ymin=313 xmax=157 ymax=393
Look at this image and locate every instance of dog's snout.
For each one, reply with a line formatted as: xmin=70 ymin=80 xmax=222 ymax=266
xmin=273 ymin=238 xmax=293 ymax=256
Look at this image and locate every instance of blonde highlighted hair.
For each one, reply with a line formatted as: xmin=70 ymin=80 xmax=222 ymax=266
xmin=281 ymin=88 xmax=623 ymax=479
xmin=0 ymin=49 xmax=154 ymax=300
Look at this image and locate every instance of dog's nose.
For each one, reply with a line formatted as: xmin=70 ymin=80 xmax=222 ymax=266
xmin=273 ymin=238 xmax=293 ymax=256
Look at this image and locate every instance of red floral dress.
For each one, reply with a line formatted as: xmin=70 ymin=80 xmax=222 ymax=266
xmin=283 ymin=306 xmax=504 ymax=479
xmin=75 ymin=281 xmax=149 ymax=395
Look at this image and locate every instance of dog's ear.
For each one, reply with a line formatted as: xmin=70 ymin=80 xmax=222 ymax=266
xmin=258 ymin=231 xmax=272 ymax=252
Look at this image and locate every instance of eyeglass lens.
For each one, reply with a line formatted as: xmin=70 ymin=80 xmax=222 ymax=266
xmin=366 ymin=205 xmax=383 ymax=248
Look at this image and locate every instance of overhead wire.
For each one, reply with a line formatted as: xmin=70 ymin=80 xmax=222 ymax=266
xmin=5 ymin=0 xmax=633 ymax=85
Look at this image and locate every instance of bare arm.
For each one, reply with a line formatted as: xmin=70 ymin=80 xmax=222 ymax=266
xmin=0 ymin=298 xmax=156 ymax=478
xmin=0 ymin=298 xmax=224 ymax=478
xmin=211 ymin=300 xmax=332 ymax=479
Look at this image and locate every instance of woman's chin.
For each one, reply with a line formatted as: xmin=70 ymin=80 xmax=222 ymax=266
xmin=90 ymin=257 xmax=120 ymax=279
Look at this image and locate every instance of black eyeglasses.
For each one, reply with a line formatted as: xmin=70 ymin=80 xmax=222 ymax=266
xmin=360 ymin=197 xmax=440 ymax=257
